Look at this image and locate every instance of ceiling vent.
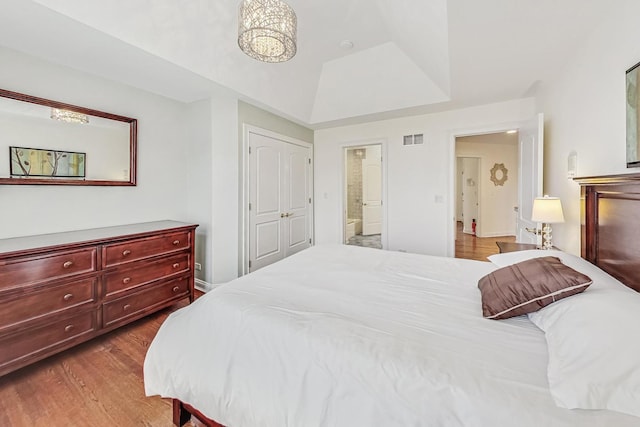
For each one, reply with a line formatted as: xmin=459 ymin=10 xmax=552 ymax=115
xmin=403 ymin=134 xmax=424 ymax=146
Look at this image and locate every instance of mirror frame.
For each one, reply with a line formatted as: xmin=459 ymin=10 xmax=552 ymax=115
xmin=0 ymin=88 xmax=137 ymax=186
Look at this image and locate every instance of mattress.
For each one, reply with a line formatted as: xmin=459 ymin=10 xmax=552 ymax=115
xmin=144 ymin=245 xmax=638 ymax=426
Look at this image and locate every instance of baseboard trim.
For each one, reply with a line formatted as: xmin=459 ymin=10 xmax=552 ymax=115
xmin=195 ymin=279 xmax=215 ymax=293
xmin=480 ymin=231 xmax=516 ymax=238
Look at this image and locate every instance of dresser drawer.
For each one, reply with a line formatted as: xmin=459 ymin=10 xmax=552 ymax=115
xmin=104 ymin=253 xmax=190 ymax=297
xmin=103 ymin=277 xmax=189 ymax=327
xmin=0 ymin=248 xmax=97 ymax=290
xmin=0 ymin=311 xmax=97 ymax=370
xmin=102 ymin=231 xmax=190 ymax=267
xmin=0 ymin=278 xmax=97 ymax=333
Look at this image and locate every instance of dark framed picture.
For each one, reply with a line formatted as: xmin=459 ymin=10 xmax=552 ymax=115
xmin=626 ymin=61 xmax=640 ymax=168
xmin=9 ymin=146 xmax=86 ymax=178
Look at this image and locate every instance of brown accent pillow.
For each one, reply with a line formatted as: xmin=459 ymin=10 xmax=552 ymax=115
xmin=478 ymin=256 xmax=592 ymax=320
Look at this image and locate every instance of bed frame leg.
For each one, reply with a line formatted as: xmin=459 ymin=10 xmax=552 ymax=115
xmin=173 ymin=399 xmax=192 ymax=426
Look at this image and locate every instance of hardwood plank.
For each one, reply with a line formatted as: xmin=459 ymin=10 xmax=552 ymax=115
xmin=0 ymin=294 xmax=204 ymax=427
xmin=454 ymin=221 xmax=515 ymax=262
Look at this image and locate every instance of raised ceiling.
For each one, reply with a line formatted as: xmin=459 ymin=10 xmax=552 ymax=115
xmin=0 ymin=0 xmax=612 ymax=128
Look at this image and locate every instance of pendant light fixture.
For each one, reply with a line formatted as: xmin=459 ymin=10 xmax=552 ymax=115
xmin=238 ymin=0 xmax=297 ymax=63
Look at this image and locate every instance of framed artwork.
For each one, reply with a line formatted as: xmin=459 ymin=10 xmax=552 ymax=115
xmin=10 ymin=146 xmax=86 ymax=178
xmin=626 ymin=61 xmax=640 ymax=167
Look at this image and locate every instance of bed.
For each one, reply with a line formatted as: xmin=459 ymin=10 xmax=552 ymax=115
xmin=144 ymin=174 xmax=640 ymax=426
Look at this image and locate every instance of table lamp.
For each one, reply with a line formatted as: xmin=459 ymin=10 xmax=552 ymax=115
xmin=531 ymin=196 xmax=564 ymax=250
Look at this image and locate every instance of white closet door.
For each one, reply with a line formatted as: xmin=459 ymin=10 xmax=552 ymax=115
xmin=249 ymin=131 xmax=312 ymax=272
xmin=284 ymin=142 xmax=311 ymax=257
xmin=249 ymin=134 xmax=285 ymax=271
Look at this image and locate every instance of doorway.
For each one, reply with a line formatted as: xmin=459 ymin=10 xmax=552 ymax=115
xmin=454 ymin=132 xmax=519 ymax=260
xmin=448 ymin=114 xmax=543 ymax=259
xmin=343 ymin=144 xmax=383 ymax=249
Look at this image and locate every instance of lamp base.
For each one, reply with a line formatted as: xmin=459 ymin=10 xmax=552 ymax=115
xmin=541 ymin=224 xmax=553 ymax=250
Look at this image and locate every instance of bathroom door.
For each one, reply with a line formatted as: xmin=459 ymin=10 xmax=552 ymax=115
xmin=362 ymin=147 xmax=382 ymax=235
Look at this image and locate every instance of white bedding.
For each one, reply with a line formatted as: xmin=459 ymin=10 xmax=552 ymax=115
xmin=144 ymin=245 xmax=639 ymax=426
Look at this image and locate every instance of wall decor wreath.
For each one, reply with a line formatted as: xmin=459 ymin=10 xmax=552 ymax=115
xmin=490 ymin=163 xmax=508 ymax=186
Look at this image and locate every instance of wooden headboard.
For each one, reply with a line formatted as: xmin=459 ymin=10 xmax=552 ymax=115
xmin=575 ymin=173 xmax=640 ymax=292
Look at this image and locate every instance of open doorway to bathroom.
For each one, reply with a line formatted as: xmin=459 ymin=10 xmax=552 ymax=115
xmin=343 ymin=144 xmax=383 ymax=249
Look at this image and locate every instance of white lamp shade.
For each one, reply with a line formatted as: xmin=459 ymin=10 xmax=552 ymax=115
xmin=531 ymin=196 xmax=565 ymax=223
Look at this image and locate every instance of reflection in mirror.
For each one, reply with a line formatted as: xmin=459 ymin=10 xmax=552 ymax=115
xmin=0 ymin=88 xmax=137 ymax=186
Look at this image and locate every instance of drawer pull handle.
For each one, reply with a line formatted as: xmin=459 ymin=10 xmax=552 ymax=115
xmin=172 ymin=286 xmax=180 ymax=293
xmin=122 ymin=250 xmax=132 ymax=256
xmin=122 ymin=277 xmax=131 ymax=284
xmin=64 ymin=325 xmax=74 ymax=333
xmin=172 ymin=263 xmax=180 ymax=269
xmin=63 ymin=293 xmax=74 ymax=301
xmin=172 ymin=240 xmax=180 ymax=246
xmin=123 ymin=304 xmax=132 ymax=311
xmin=63 ymin=261 xmax=74 ymax=269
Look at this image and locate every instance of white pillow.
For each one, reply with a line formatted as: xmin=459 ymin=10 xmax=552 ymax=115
xmin=527 ymin=288 xmax=640 ymax=417
xmin=490 ymin=250 xmax=640 ymax=417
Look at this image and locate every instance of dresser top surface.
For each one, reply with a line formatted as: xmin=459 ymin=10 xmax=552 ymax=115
xmin=0 ymin=221 xmax=198 ymax=257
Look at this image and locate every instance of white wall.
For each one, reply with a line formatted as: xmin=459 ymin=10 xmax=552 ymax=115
xmin=538 ymin=0 xmax=640 ymax=254
xmin=456 ymin=133 xmax=519 ymax=238
xmin=211 ymin=96 xmax=239 ymax=284
xmin=314 ymin=98 xmax=536 ymax=256
xmin=185 ymin=99 xmax=213 ymax=283
xmin=0 ymin=46 xmax=191 ymax=238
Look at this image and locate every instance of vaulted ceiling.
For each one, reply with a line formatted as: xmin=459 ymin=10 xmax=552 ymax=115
xmin=0 ymin=0 xmax=612 ymax=128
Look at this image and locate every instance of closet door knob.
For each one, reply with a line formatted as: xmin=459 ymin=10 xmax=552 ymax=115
xmin=280 ymin=213 xmax=285 ymax=218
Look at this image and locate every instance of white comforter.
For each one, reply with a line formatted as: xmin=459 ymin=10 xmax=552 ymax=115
xmin=144 ymin=245 xmax=638 ymax=426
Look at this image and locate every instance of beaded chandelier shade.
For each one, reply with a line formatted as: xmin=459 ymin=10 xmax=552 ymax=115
xmin=238 ymin=0 xmax=297 ymax=63
xmin=50 ymin=108 xmax=89 ymax=124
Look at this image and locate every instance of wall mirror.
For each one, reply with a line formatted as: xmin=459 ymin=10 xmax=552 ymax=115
xmin=0 ymin=88 xmax=137 ymax=186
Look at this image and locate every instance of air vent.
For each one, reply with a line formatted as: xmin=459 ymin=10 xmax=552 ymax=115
xmin=403 ymin=134 xmax=424 ymax=146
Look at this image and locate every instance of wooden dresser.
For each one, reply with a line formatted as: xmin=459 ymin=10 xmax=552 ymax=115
xmin=0 ymin=220 xmax=197 ymax=377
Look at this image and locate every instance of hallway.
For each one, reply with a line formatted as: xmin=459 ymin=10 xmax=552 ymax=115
xmin=455 ymin=221 xmax=515 ymax=262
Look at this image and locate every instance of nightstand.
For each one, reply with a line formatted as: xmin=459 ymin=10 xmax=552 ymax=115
xmin=495 ymin=241 xmax=545 ymax=253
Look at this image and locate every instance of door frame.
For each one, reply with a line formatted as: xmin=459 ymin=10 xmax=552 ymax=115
xmin=447 ymin=120 xmax=527 ymax=257
xmin=455 ymin=155 xmax=482 ymax=236
xmin=241 ymin=124 xmax=314 ymax=276
xmin=340 ymin=139 xmax=388 ymax=249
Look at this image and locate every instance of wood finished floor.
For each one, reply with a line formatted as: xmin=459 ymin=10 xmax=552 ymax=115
xmin=0 ymin=231 xmax=509 ymax=427
xmin=0 ymin=295 xmax=206 ymax=427
xmin=455 ymin=221 xmax=515 ymax=261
